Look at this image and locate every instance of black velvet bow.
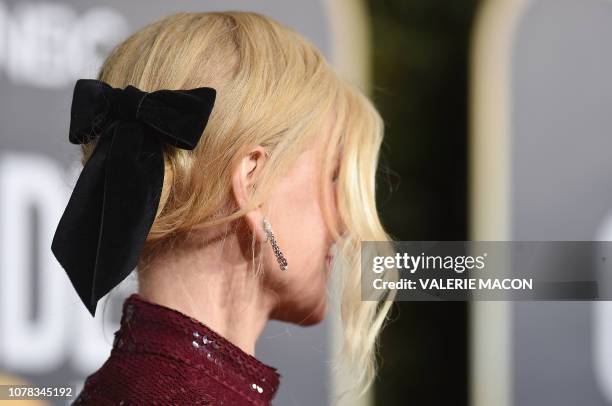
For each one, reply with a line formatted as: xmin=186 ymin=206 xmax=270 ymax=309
xmin=51 ymin=79 xmax=216 ymax=317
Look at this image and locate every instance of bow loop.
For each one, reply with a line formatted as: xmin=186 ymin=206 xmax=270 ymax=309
xmin=52 ymin=79 xmax=216 ymax=317
xmin=68 ymin=79 xmax=113 ymax=144
xmin=138 ymin=87 xmax=217 ymax=150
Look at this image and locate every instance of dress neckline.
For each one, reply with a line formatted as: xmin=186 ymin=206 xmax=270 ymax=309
xmin=113 ymin=292 xmax=281 ymax=403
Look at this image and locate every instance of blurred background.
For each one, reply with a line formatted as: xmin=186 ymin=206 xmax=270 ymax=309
xmin=1 ymin=0 xmax=612 ymax=405
xmin=365 ymin=1 xmax=475 ymax=405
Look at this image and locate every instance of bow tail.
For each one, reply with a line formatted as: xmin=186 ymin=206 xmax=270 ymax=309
xmin=90 ymin=121 xmax=165 ymax=314
xmin=51 ymin=133 xmax=113 ymax=316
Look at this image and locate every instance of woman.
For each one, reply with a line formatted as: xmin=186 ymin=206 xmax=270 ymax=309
xmin=60 ymin=10 xmax=393 ymax=405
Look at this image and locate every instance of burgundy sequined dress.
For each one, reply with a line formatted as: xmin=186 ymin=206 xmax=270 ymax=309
xmin=73 ymin=293 xmax=281 ymax=405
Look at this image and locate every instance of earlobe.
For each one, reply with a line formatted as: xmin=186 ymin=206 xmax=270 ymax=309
xmin=244 ymin=208 xmax=266 ymax=244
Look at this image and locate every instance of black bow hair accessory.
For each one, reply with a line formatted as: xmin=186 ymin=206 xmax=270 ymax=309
xmin=51 ymin=79 xmax=216 ymax=317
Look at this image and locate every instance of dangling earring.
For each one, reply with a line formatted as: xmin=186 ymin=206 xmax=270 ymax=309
xmin=262 ymin=217 xmax=288 ymax=271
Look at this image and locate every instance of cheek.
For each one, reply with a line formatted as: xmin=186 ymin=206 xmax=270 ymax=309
xmin=272 ymin=164 xmax=326 ymax=249
xmin=281 ymin=192 xmax=328 ymax=270
xmin=264 ymin=148 xmax=331 ymax=293
xmin=265 ymin=181 xmax=329 ymax=323
xmin=268 ymin=185 xmax=329 ymax=295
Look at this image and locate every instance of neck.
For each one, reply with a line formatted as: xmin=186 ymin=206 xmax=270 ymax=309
xmin=136 ymin=226 xmax=275 ymax=356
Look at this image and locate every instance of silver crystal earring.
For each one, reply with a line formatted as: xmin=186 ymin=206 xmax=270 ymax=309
xmin=262 ymin=217 xmax=288 ymax=271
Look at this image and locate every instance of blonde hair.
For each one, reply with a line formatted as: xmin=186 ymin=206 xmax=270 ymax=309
xmin=87 ymin=11 xmax=394 ymax=399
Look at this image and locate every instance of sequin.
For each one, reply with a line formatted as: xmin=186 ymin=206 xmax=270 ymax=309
xmin=250 ymin=383 xmax=264 ymax=393
xmin=192 ymin=340 xmax=200 ymax=348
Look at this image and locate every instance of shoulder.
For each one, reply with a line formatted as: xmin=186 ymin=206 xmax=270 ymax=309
xmin=73 ymin=351 xmax=218 ymax=405
xmin=73 ymin=349 xmax=269 ymax=405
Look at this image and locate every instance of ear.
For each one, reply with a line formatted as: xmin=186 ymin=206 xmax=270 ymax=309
xmin=231 ymin=145 xmax=268 ymax=243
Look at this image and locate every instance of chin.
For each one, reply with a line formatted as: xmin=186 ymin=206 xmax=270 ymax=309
xmin=271 ymin=293 xmax=328 ymax=326
xmin=297 ymin=296 xmax=328 ymax=326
